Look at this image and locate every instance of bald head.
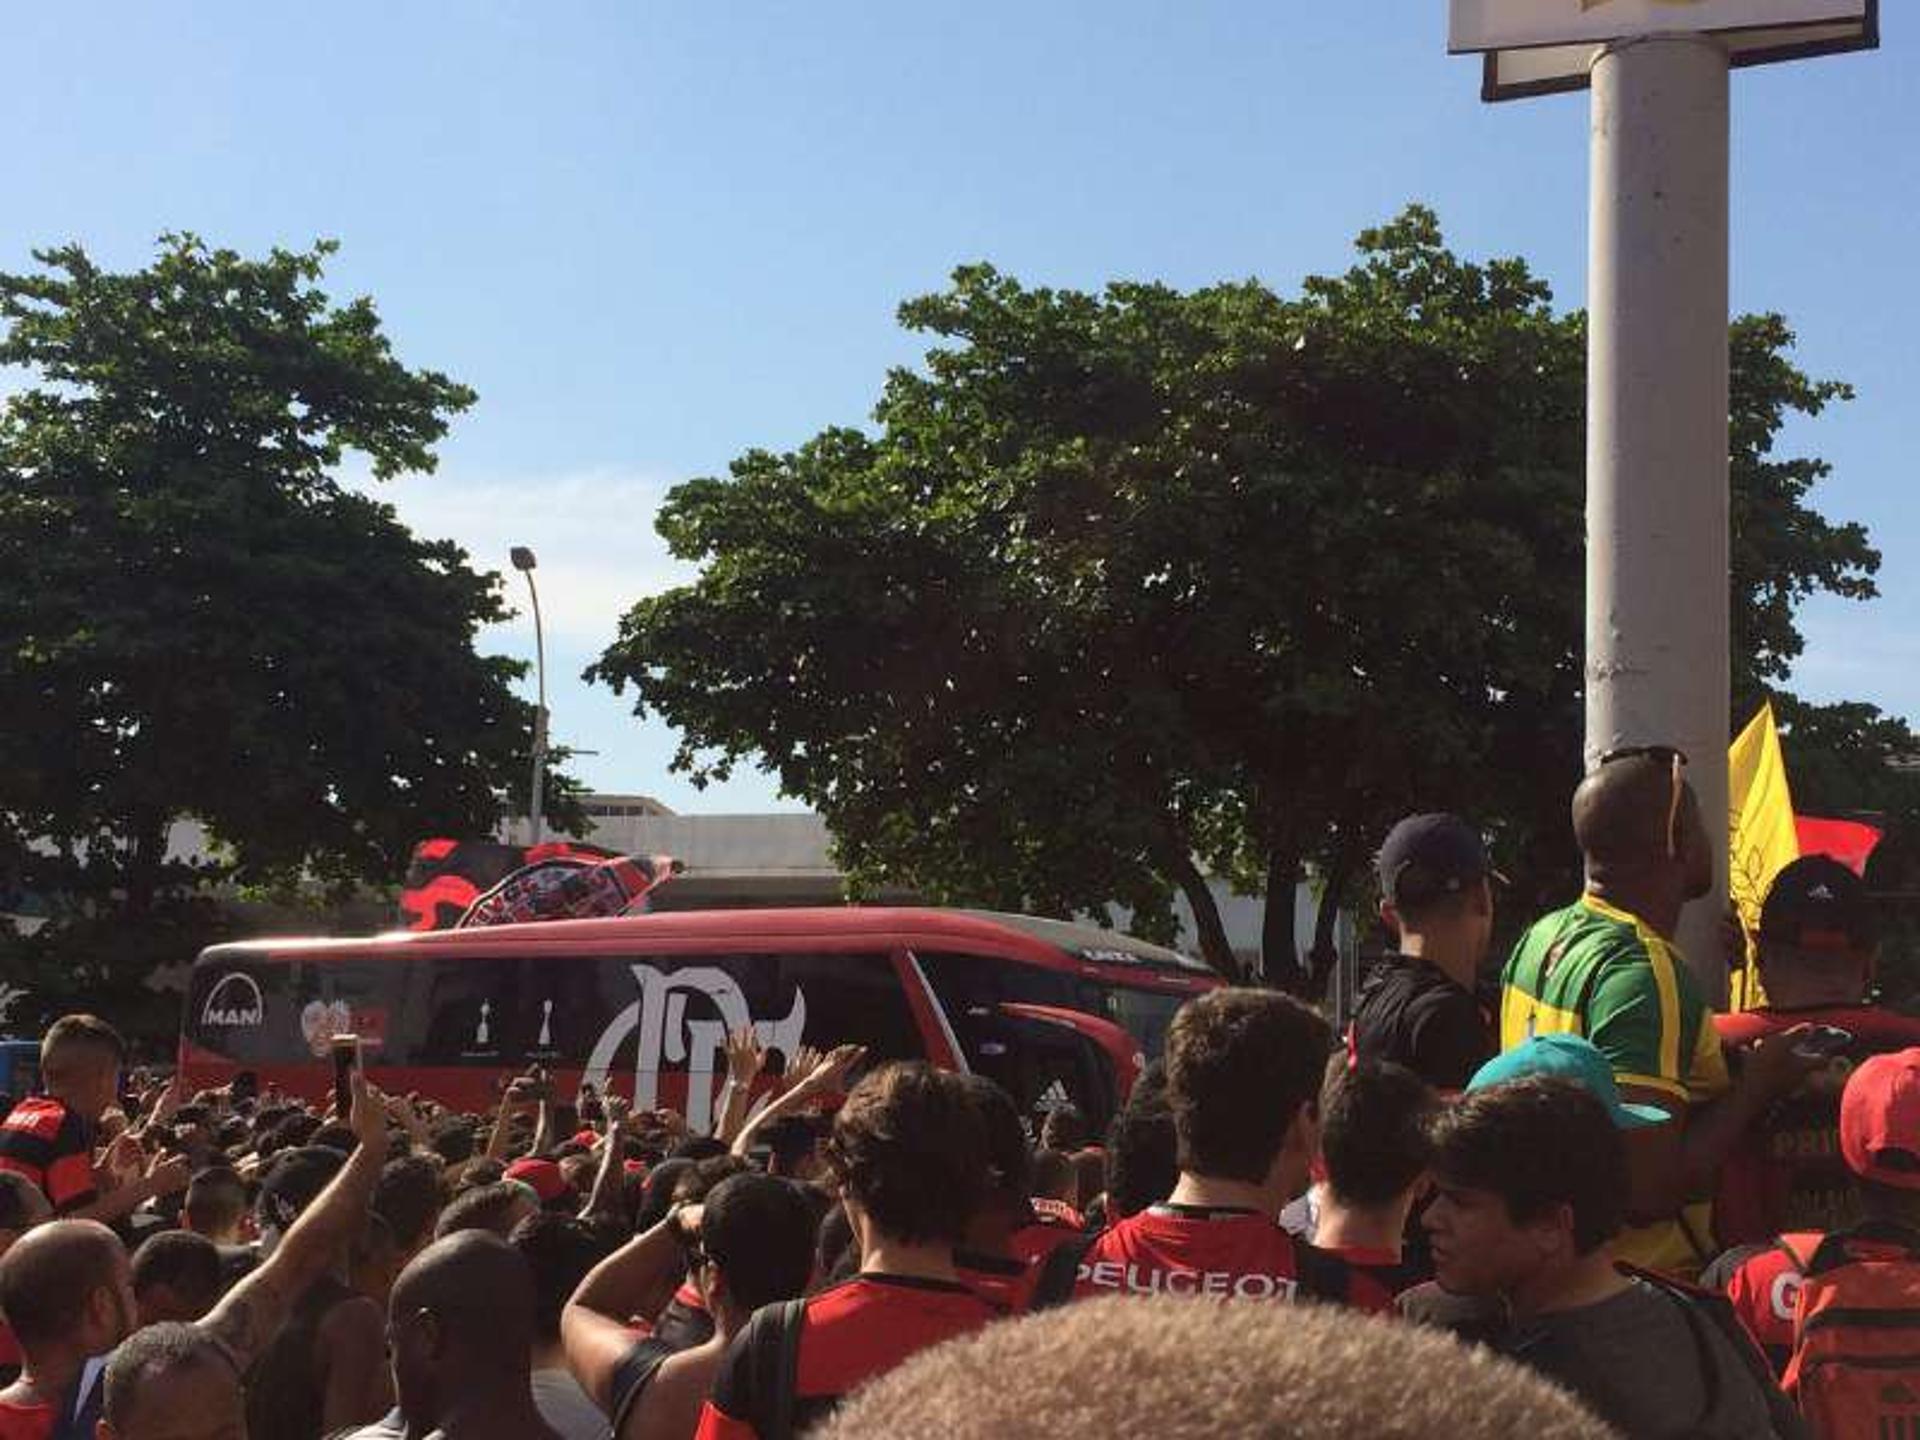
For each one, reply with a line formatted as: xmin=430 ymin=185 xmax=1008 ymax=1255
xmin=819 ymin=1296 xmax=1613 ymax=1440
xmin=390 ymin=1229 xmax=538 ymax=1425
xmin=0 ymin=1218 xmax=131 ymax=1353
xmin=1572 ymin=754 xmax=1685 ymax=867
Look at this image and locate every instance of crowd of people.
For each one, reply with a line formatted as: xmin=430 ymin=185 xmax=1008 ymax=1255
xmin=0 ymin=748 xmax=1917 ymax=1437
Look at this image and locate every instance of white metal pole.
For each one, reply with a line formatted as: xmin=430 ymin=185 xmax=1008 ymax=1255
xmin=1586 ymin=34 xmax=1731 ymax=1005
xmin=525 ymin=569 xmax=549 ymax=846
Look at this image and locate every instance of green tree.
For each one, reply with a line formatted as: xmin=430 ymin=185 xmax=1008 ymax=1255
xmin=0 ymin=236 xmax=577 ymax=981
xmin=592 ymin=209 xmax=1880 ymax=988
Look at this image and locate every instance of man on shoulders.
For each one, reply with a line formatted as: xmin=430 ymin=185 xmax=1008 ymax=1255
xmin=1352 ymin=814 xmax=1497 ymax=1091
xmin=1502 ymin=748 xmax=1817 ymax=1274
xmin=0 ymin=1017 xmax=187 ymax=1227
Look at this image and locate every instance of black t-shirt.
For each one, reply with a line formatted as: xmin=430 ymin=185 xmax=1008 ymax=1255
xmin=1349 ymin=954 xmax=1492 ymax=1091
xmin=609 ymin=1334 xmax=676 ymax=1434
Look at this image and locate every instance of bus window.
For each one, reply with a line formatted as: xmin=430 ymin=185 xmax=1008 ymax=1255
xmin=1080 ymin=982 xmax=1189 ymax=1063
xmin=413 ymin=957 xmax=525 ymax=1066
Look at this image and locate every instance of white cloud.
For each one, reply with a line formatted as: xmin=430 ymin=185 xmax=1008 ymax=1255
xmin=347 ymin=462 xmax=695 ymax=649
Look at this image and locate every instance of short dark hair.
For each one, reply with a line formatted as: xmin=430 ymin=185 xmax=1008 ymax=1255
xmin=958 ymin=1075 xmax=1033 ymax=1198
xmin=101 ymin=1321 xmax=232 ymax=1426
xmin=509 ymin=1212 xmax=608 ymax=1341
xmin=1318 ymin=1058 xmax=1436 ymax=1208
xmin=430 ymin=1115 xmax=479 ymax=1165
xmin=1031 ymin=1149 xmax=1076 ymax=1203
xmin=1427 ymin=1078 xmax=1627 ymax=1255
xmin=1392 ymin=885 xmax=1480 ymax=929
xmin=826 ymin=1063 xmax=988 ymax=1246
xmin=308 ymin=1122 xmax=358 ymax=1155
xmin=1164 ymin=989 xmax=1333 ymax=1184
xmin=183 ymin=1166 xmax=248 ymax=1236
xmin=375 ymin=1155 xmax=445 ymax=1252
xmin=1040 ymin=1105 xmax=1088 ymax=1153
xmin=703 ymin=1174 xmax=818 ymax=1312
xmin=0 ymin=1172 xmax=48 ymax=1232
xmin=1105 ymin=1066 xmax=1177 ymax=1218
xmin=131 ymin=1230 xmax=223 ymax=1315
xmin=435 ymin=1182 xmax=530 ymax=1240
xmin=41 ymin=1014 xmax=126 ymax=1069
xmin=259 ymin=1111 xmax=320 ymax=1158
xmin=674 ymin=1154 xmax=750 ymax=1207
xmin=669 ymin=1136 xmax=730 ymax=1164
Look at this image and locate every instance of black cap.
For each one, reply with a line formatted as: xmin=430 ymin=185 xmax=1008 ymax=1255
xmin=1760 ymin=855 xmax=1877 ymax=953
xmin=1377 ymin=813 xmax=1491 ymax=909
xmin=256 ymin=1145 xmax=346 ymax=1233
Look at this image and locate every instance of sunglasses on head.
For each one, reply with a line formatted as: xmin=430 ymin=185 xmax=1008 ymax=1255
xmin=1598 ymin=745 xmax=1690 ymax=858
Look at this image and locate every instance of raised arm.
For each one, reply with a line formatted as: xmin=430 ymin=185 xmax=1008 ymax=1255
xmin=563 ymin=1205 xmax=700 ymax=1411
xmin=713 ymin=1029 xmax=766 ymax=1145
xmin=730 ymin=1044 xmax=865 ymax=1160
xmin=200 ymin=1065 xmax=390 ymax=1369
xmin=582 ymin=1094 xmax=634 ymax=1224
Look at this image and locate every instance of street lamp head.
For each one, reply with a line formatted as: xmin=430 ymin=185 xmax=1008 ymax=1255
xmin=510 ymin=546 xmax=538 ymax=572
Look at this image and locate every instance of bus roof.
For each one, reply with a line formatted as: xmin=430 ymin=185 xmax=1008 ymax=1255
xmin=196 ymin=905 xmax=1215 ymax=980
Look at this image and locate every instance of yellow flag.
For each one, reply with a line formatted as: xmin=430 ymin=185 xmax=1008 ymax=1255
xmin=1726 ymin=702 xmax=1800 ymax=1010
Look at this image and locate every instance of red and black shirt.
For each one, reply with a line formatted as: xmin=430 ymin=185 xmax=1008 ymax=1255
xmin=653 ymin=1281 xmax=716 ymax=1351
xmin=693 ymin=1273 xmax=1000 ymax=1439
xmin=1068 ymin=1203 xmax=1392 ymax=1311
xmin=0 ymin=1098 xmax=95 ymax=1215
xmin=1712 ymin=1005 xmax=1920 ymax=1248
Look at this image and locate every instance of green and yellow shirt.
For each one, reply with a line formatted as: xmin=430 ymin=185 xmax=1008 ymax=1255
xmin=1500 ymin=893 xmax=1730 ymax=1273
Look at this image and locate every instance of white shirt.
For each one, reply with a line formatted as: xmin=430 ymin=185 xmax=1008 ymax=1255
xmin=532 ymin=1366 xmax=612 ymax=1440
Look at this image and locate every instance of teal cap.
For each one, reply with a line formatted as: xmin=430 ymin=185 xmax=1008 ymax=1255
xmin=1467 ymin=1035 xmax=1671 ymax=1129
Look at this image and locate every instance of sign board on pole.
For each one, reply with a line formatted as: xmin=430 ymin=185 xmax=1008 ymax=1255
xmin=1450 ymin=0 xmax=1876 ymax=100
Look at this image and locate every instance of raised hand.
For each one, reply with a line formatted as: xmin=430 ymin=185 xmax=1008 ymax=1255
xmin=146 ymin=1152 xmax=192 ymax=1198
xmin=724 ymin=1027 xmax=767 ymax=1087
xmin=348 ymin=1068 xmax=391 ymax=1156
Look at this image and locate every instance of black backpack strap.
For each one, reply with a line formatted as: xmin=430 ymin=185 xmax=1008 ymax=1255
xmin=745 ymin=1297 xmax=808 ymax=1440
xmin=1292 ymin=1241 xmax=1356 ymax=1304
xmin=1028 ymin=1235 xmax=1096 ymax=1312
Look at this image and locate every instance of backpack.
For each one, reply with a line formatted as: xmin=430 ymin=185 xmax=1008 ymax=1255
xmin=737 ymin=1297 xmax=808 ymax=1440
xmin=1782 ymin=1221 xmax=1920 ymax=1440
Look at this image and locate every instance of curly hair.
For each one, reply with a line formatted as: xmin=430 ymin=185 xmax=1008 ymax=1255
xmin=825 ymin=1063 xmax=988 ymax=1246
xmin=818 ymin=1295 xmax=1615 ymax=1440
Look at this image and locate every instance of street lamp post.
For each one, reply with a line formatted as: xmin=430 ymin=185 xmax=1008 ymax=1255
xmin=510 ymin=546 xmax=548 ymax=846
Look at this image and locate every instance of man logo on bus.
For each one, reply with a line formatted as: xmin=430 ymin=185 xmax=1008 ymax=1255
xmin=201 ymin=973 xmax=265 ymax=1029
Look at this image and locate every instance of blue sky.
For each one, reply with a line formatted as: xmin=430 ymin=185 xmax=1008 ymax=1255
xmin=2 ymin=3 xmax=1910 ymax=813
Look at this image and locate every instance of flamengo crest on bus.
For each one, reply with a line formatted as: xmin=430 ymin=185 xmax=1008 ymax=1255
xmin=201 ymin=972 xmax=266 ymax=1028
xmin=1449 ymin=0 xmax=1875 ymax=102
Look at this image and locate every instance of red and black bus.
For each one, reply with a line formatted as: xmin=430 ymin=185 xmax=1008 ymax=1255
xmin=179 ymin=908 xmax=1218 ymax=1131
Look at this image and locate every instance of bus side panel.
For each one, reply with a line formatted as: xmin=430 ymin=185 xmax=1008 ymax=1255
xmin=182 ymin=943 xmax=931 ymax=1124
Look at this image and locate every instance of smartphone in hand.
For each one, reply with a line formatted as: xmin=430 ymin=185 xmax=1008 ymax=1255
xmin=331 ymin=1035 xmax=359 ymax=1115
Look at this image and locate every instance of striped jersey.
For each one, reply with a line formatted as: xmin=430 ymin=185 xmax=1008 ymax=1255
xmin=1501 ymin=894 xmax=1729 ymax=1273
xmin=0 ymin=1097 xmax=96 ymax=1214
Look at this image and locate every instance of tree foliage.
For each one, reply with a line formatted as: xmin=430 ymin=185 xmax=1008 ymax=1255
xmin=593 ymin=208 xmax=1883 ymax=986
xmin=0 ymin=235 xmax=576 ymax=979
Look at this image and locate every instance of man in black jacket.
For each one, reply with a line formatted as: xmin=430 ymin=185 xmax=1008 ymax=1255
xmin=1350 ymin=813 xmax=1496 ymax=1091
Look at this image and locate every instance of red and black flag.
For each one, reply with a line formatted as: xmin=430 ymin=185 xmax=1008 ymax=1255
xmin=398 ymin=838 xmax=616 ymax=931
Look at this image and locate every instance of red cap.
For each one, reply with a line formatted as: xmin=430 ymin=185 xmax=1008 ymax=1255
xmin=1841 ymin=1050 xmax=1920 ymax=1188
xmin=504 ymin=1158 xmax=570 ymax=1203
xmin=571 ymin=1129 xmax=601 ymax=1149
